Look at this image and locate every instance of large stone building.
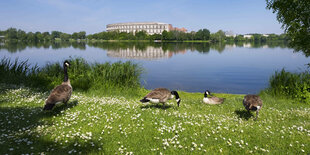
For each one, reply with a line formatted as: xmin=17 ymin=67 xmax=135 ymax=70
xmin=106 ymin=22 xmax=187 ymax=35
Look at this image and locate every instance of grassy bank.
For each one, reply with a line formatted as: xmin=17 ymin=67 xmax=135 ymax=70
xmin=0 ymin=84 xmax=309 ymax=154
xmin=0 ymin=59 xmax=309 ymax=154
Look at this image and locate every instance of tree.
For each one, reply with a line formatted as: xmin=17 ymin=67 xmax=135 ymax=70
xmin=51 ymin=31 xmax=62 ymax=40
xmin=26 ymin=32 xmax=35 ymax=41
xmin=72 ymin=32 xmax=79 ymax=40
xmin=60 ymin=33 xmax=71 ymax=41
xmin=135 ymin=31 xmax=147 ymax=40
xmin=17 ymin=29 xmax=27 ymax=41
xmin=210 ymin=30 xmax=225 ymax=42
xmin=195 ymin=29 xmax=210 ymax=40
xmin=234 ymin=35 xmax=245 ymax=42
xmin=78 ymin=31 xmax=86 ymax=39
xmin=42 ymin=32 xmax=51 ymax=41
xmin=266 ymin=0 xmax=310 ymax=55
xmin=35 ymin=32 xmax=43 ymax=41
xmin=162 ymin=30 xmax=169 ymax=40
xmin=6 ymin=28 xmax=18 ymax=40
xmin=252 ymin=34 xmax=263 ymax=42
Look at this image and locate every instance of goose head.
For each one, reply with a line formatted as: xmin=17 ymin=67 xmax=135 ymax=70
xmin=204 ymin=90 xmax=211 ymax=97
xmin=64 ymin=60 xmax=71 ymax=68
xmin=171 ymin=91 xmax=181 ymax=107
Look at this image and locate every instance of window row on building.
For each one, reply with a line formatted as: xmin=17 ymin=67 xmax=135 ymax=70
xmin=106 ymin=22 xmax=170 ymax=35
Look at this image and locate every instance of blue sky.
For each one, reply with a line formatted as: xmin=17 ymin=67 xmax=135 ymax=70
xmin=0 ymin=0 xmax=283 ymax=35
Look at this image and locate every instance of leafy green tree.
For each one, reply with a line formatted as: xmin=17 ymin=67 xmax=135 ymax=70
xmin=78 ymin=31 xmax=86 ymax=39
xmin=118 ymin=32 xmax=128 ymax=40
xmin=26 ymin=32 xmax=35 ymax=41
xmin=266 ymin=0 xmax=310 ymax=55
xmin=225 ymin=36 xmax=234 ymax=42
xmin=6 ymin=28 xmax=18 ymax=40
xmin=278 ymin=34 xmax=288 ymax=41
xmin=17 ymin=29 xmax=27 ymax=41
xmin=162 ymin=30 xmax=169 ymax=40
xmin=42 ymin=32 xmax=51 ymax=41
xmin=72 ymin=32 xmax=78 ymax=40
xmin=60 ymin=33 xmax=71 ymax=41
xmin=35 ymin=32 xmax=44 ymax=41
xmin=127 ymin=32 xmax=136 ymax=40
xmin=149 ymin=33 xmax=161 ymax=40
xmin=51 ymin=31 xmax=62 ymax=40
xmin=0 ymin=30 xmax=5 ymax=36
xmin=187 ymin=31 xmax=196 ymax=40
xmin=211 ymin=30 xmax=225 ymax=42
xmin=267 ymin=34 xmax=278 ymax=41
xmin=87 ymin=34 xmax=94 ymax=40
xmin=135 ymin=31 xmax=147 ymax=40
xmin=195 ymin=29 xmax=210 ymax=40
xmin=234 ymin=35 xmax=245 ymax=42
xmin=252 ymin=34 xmax=263 ymax=42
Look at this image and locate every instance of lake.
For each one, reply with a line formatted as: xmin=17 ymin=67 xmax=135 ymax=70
xmin=0 ymin=41 xmax=309 ymax=94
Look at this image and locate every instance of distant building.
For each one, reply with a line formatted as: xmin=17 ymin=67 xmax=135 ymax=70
xmin=243 ymin=35 xmax=253 ymax=39
xmin=106 ymin=22 xmax=187 ymax=35
xmin=225 ymin=31 xmax=236 ymax=37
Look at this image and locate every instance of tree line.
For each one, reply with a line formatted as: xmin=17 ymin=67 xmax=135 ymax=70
xmin=0 ymin=28 xmax=86 ymax=42
xmin=0 ymin=27 xmax=288 ymax=42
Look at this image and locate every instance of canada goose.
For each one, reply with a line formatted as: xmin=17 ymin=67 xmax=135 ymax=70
xmin=243 ymin=95 xmax=263 ymax=120
xmin=203 ymin=90 xmax=225 ymax=104
xmin=43 ymin=60 xmax=72 ymax=110
xmin=140 ymin=88 xmax=181 ymax=107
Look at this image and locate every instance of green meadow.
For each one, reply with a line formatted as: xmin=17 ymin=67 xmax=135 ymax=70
xmin=0 ymin=58 xmax=309 ymax=154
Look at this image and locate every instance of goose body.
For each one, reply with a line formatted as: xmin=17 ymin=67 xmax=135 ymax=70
xmin=243 ymin=94 xmax=263 ymax=120
xmin=203 ymin=90 xmax=225 ymax=104
xmin=140 ymin=88 xmax=181 ymax=107
xmin=43 ymin=60 xmax=72 ymax=110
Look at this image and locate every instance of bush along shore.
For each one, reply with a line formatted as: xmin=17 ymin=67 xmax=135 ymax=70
xmin=0 ymin=58 xmax=309 ymax=154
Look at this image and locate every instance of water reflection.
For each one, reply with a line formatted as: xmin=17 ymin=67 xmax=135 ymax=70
xmin=0 ymin=41 xmax=288 ymax=56
xmin=107 ymin=46 xmax=174 ymax=60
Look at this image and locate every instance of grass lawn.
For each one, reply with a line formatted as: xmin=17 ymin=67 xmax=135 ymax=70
xmin=0 ymin=84 xmax=309 ymax=154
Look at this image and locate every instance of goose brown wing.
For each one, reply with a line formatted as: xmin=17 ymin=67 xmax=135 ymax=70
xmin=244 ymin=95 xmax=263 ymax=106
xmin=211 ymin=97 xmax=224 ymax=102
xmin=146 ymin=89 xmax=170 ymax=102
xmin=153 ymin=88 xmax=170 ymax=93
xmin=47 ymin=84 xmax=72 ymax=103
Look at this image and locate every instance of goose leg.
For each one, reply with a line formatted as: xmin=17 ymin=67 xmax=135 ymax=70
xmin=255 ymin=110 xmax=259 ymax=121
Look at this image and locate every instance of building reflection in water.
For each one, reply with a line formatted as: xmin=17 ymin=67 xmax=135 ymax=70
xmin=107 ymin=46 xmax=177 ymax=60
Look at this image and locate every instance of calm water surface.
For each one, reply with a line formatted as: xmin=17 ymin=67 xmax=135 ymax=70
xmin=0 ymin=42 xmax=309 ymax=94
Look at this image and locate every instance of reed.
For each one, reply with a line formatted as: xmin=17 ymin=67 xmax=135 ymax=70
xmin=0 ymin=57 xmax=37 ymax=85
xmin=264 ymin=68 xmax=310 ymax=103
xmin=0 ymin=57 xmax=143 ymax=95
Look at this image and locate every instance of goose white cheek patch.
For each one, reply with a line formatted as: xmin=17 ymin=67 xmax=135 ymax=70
xmin=176 ymin=98 xmax=180 ymax=102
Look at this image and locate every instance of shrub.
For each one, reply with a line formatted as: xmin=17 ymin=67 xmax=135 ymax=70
xmin=265 ymin=68 xmax=310 ymax=103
